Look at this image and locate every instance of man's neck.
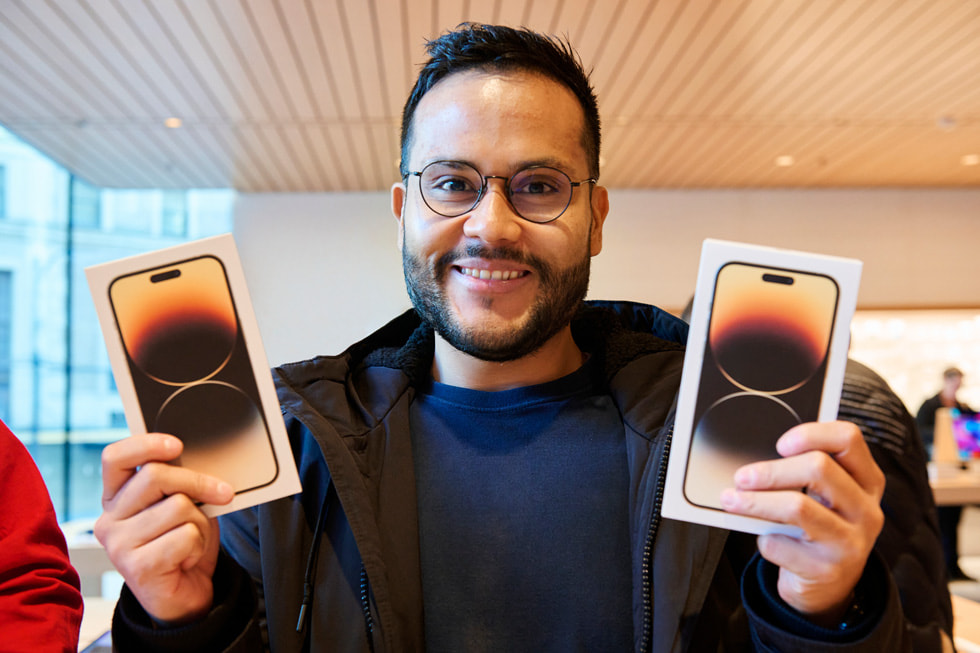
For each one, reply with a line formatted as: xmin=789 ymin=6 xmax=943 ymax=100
xmin=431 ymin=326 xmax=586 ymax=392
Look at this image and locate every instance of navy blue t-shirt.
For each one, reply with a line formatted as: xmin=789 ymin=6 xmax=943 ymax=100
xmin=410 ymin=361 xmax=633 ymax=652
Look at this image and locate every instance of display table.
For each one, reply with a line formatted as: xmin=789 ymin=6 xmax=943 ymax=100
xmin=79 ymin=596 xmax=114 ymax=651
xmin=929 ymin=463 xmax=980 ymax=506
xmin=953 ymin=594 xmax=980 ymax=651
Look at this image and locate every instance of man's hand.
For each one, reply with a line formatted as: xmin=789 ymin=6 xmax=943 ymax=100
xmin=720 ymin=420 xmax=886 ymax=625
xmin=94 ymin=433 xmax=234 ymax=625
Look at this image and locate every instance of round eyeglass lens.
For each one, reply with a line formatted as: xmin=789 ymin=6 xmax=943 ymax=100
xmin=509 ymin=167 xmax=572 ymax=222
xmin=418 ymin=162 xmax=483 ymax=217
xmin=417 ymin=161 xmax=575 ymax=223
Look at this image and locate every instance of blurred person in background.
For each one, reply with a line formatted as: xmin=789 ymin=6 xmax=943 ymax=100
xmin=917 ymin=366 xmax=978 ymax=581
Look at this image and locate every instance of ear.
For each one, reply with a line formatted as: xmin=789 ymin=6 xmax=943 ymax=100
xmin=588 ymin=185 xmax=609 ymax=256
xmin=391 ymin=181 xmax=406 ymax=251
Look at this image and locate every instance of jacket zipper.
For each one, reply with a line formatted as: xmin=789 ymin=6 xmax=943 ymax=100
xmin=360 ymin=564 xmax=376 ymax=652
xmin=639 ymin=426 xmax=673 ymax=653
xmin=283 ymin=402 xmax=382 ymax=652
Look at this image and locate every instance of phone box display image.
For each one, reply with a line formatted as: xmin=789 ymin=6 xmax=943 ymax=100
xmin=86 ymin=234 xmax=301 ymax=517
xmin=663 ymin=239 xmax=861 ymax=536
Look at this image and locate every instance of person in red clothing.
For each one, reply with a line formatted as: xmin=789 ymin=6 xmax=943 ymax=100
xmin=0 ymin=419 xmax=83 ymax=652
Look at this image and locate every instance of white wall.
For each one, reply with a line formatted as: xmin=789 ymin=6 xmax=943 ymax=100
xmin=591 ymin=188 xmax=980 ymax=310
xmin=235 ymin=188 xmax=980 ymax=366
xmin=235 ymin=192 xmax=409 ymax=366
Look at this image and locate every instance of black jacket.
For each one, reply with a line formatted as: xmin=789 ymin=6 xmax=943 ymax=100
xmin=113 ymin=302 xmax=948 ymax=651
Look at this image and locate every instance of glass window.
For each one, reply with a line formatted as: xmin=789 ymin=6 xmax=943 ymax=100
xmin=102 ymin=189 xmax=157 ymax=234
xmin=0 ymin=270 xmax=10 ymax=422
xmin=71 ymin=178 xmax=101 ymax=230
xmin=0 ymin=124 xmax=235 ymax=521
xmin=161 ymin=190 xmax=187 ymax=236
xmin=0 ymin=164 xmax=7 ymax=219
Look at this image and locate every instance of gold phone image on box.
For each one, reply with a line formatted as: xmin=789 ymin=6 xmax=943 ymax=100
xmin=683 ymin=262 xmax=839 ymax=510
xmin=108 ymin=255 xmax=279 ymax=493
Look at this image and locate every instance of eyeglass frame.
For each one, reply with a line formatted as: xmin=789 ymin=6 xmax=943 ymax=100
xmin=403 ymin=160 xmax=598 ymax=224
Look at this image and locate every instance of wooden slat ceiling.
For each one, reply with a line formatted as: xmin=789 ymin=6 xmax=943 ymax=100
xmin=0 ymin=0 xmax=977 ymax=191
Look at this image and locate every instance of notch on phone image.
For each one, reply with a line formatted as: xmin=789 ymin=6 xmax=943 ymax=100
xmin=683 ymin=262 xmax=839 ymax=510
xmin=108 ymin=255 xmax=279 ymax=493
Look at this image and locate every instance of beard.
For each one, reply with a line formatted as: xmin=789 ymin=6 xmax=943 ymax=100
xmin=402 ymin=240 xmax=591 ymax=363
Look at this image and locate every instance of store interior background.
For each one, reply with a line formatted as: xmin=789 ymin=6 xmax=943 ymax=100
xmin=0 ymin=0 xmax=978 ymax=614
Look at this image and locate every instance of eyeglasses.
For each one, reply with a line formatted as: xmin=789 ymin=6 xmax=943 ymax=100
xmin=406 ymin=160 xmax=597 ymax=224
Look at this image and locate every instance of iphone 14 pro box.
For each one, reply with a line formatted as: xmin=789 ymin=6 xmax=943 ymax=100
xmin=662 ymin=239 xmax=861 ymax=536
xmin=86 ymin=234 xmax=301 ymax=517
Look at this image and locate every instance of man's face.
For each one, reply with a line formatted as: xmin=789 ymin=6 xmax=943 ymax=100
xmin=391 ymin=70 xmax=608 ymax=362
xmin=946 ymin=373 xmax=964 ymax=395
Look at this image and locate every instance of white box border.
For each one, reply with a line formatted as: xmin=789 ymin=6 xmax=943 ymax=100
xmin=662 ymin=239 xmax=862 ymax=536
xmin=85 ymin=234 xmax=301 ymax=517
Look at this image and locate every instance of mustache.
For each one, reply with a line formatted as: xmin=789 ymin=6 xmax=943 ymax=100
xmin=436 ymin=243 xmax=539 ymax=271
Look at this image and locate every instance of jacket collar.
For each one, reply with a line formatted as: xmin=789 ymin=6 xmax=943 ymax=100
xmin=335 ymin=300 xmax=688 ymax=387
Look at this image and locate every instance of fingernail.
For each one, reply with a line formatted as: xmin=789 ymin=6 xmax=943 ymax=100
xmin=734 ymin=467 xmax=752 ymax=486
xmin=216 ymin=482 xmax=233 ymax=500
xmin=720 ymin=489 xmax=738 ymax=509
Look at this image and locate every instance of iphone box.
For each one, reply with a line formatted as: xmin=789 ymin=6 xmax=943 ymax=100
xmin=662 ymin=239 xmax=861 ymax=536
xmin=86 ymin=234 xmax=301 ymax=517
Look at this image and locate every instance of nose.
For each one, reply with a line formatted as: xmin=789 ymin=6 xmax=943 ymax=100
xmin=461 ymin=177 xmax=523 ymax=243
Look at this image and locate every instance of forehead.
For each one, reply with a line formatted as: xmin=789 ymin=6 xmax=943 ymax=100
xmin=408 ymin=69 xmax=588 ymax=171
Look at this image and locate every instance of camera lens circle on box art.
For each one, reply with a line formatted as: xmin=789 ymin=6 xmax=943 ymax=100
xmin=110 ymin=257 xmax=239 ymax=385
xmin=708 ymin=265 xmax=838 ymax=394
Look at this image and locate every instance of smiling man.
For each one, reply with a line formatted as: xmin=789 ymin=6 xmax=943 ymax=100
xmin=394 ymin=67 xmax=605 ymax=388
xmin=97 ymin=23 xmax=941 ymax=652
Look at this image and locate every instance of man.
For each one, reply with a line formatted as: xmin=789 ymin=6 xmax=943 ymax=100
xmin=917 ymin=366 xmax=977 ymax=581
xmin=99 ymin=24 xmax=921 ymax=651
xmin=918 ymin=367 xmax=975 ymax=455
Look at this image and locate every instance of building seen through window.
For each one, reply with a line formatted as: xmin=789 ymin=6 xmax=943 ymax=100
xmin=0 ymin=163 xmax=7 ymax=219
xmin=0 ymin=124 xmax=234 ymax=522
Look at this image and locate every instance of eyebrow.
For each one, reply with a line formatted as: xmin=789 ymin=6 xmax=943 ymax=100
xmin=421 ymin=157 xmax=578 ymax=174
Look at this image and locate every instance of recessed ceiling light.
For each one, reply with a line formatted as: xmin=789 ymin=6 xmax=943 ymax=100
xmin=937 ymin=115 xmax=957 ymax=131
xmin=962 ymin=154 xmax=980 ymax=166
xmin=775 ymin=155 xmax=795 ymax=167
xmin=164 ymin=117 xmax=182 ymax=128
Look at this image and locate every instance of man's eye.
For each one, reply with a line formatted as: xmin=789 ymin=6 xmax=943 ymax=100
xmin=436 ymin=177 xmax=474 ymax=192
xmin=522 ymin=181 xmax=556 ymax=194
xmin=513 ymin=177 xmax=561 ymax=195
xmin=426 ymin=176 xmax=478 ymax=196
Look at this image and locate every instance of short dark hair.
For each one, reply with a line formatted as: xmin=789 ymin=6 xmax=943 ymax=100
xmin=399 ymin=23 xmax=601 ymax=179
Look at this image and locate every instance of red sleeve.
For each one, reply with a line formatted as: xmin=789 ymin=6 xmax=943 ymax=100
xmin=0 ymin=421 xmax=84 ymax=651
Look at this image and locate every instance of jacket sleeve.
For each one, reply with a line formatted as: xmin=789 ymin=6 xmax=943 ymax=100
xmin=839 ymin=360 xmax=954 ymax=650
xmin=110 ymin=466 xmax=271 ymax=652
xmin=110 ymin=411 xmax=315 ymax=652
xmin=112 ymin=550 xmax=265 ymax=653
xmin=742 ymin=552 xmax=908 ymax=651
xmin=110 ymin=493 xmax=281 ymax=652
xmin=0 ymin=422 xmax=84 ymax=653
xmin=732 ymin=359 xmax=953 ymax=652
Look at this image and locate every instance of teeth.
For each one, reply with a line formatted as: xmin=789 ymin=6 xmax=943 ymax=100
xmin=460 ymin=267 xmax=523 ymax=281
